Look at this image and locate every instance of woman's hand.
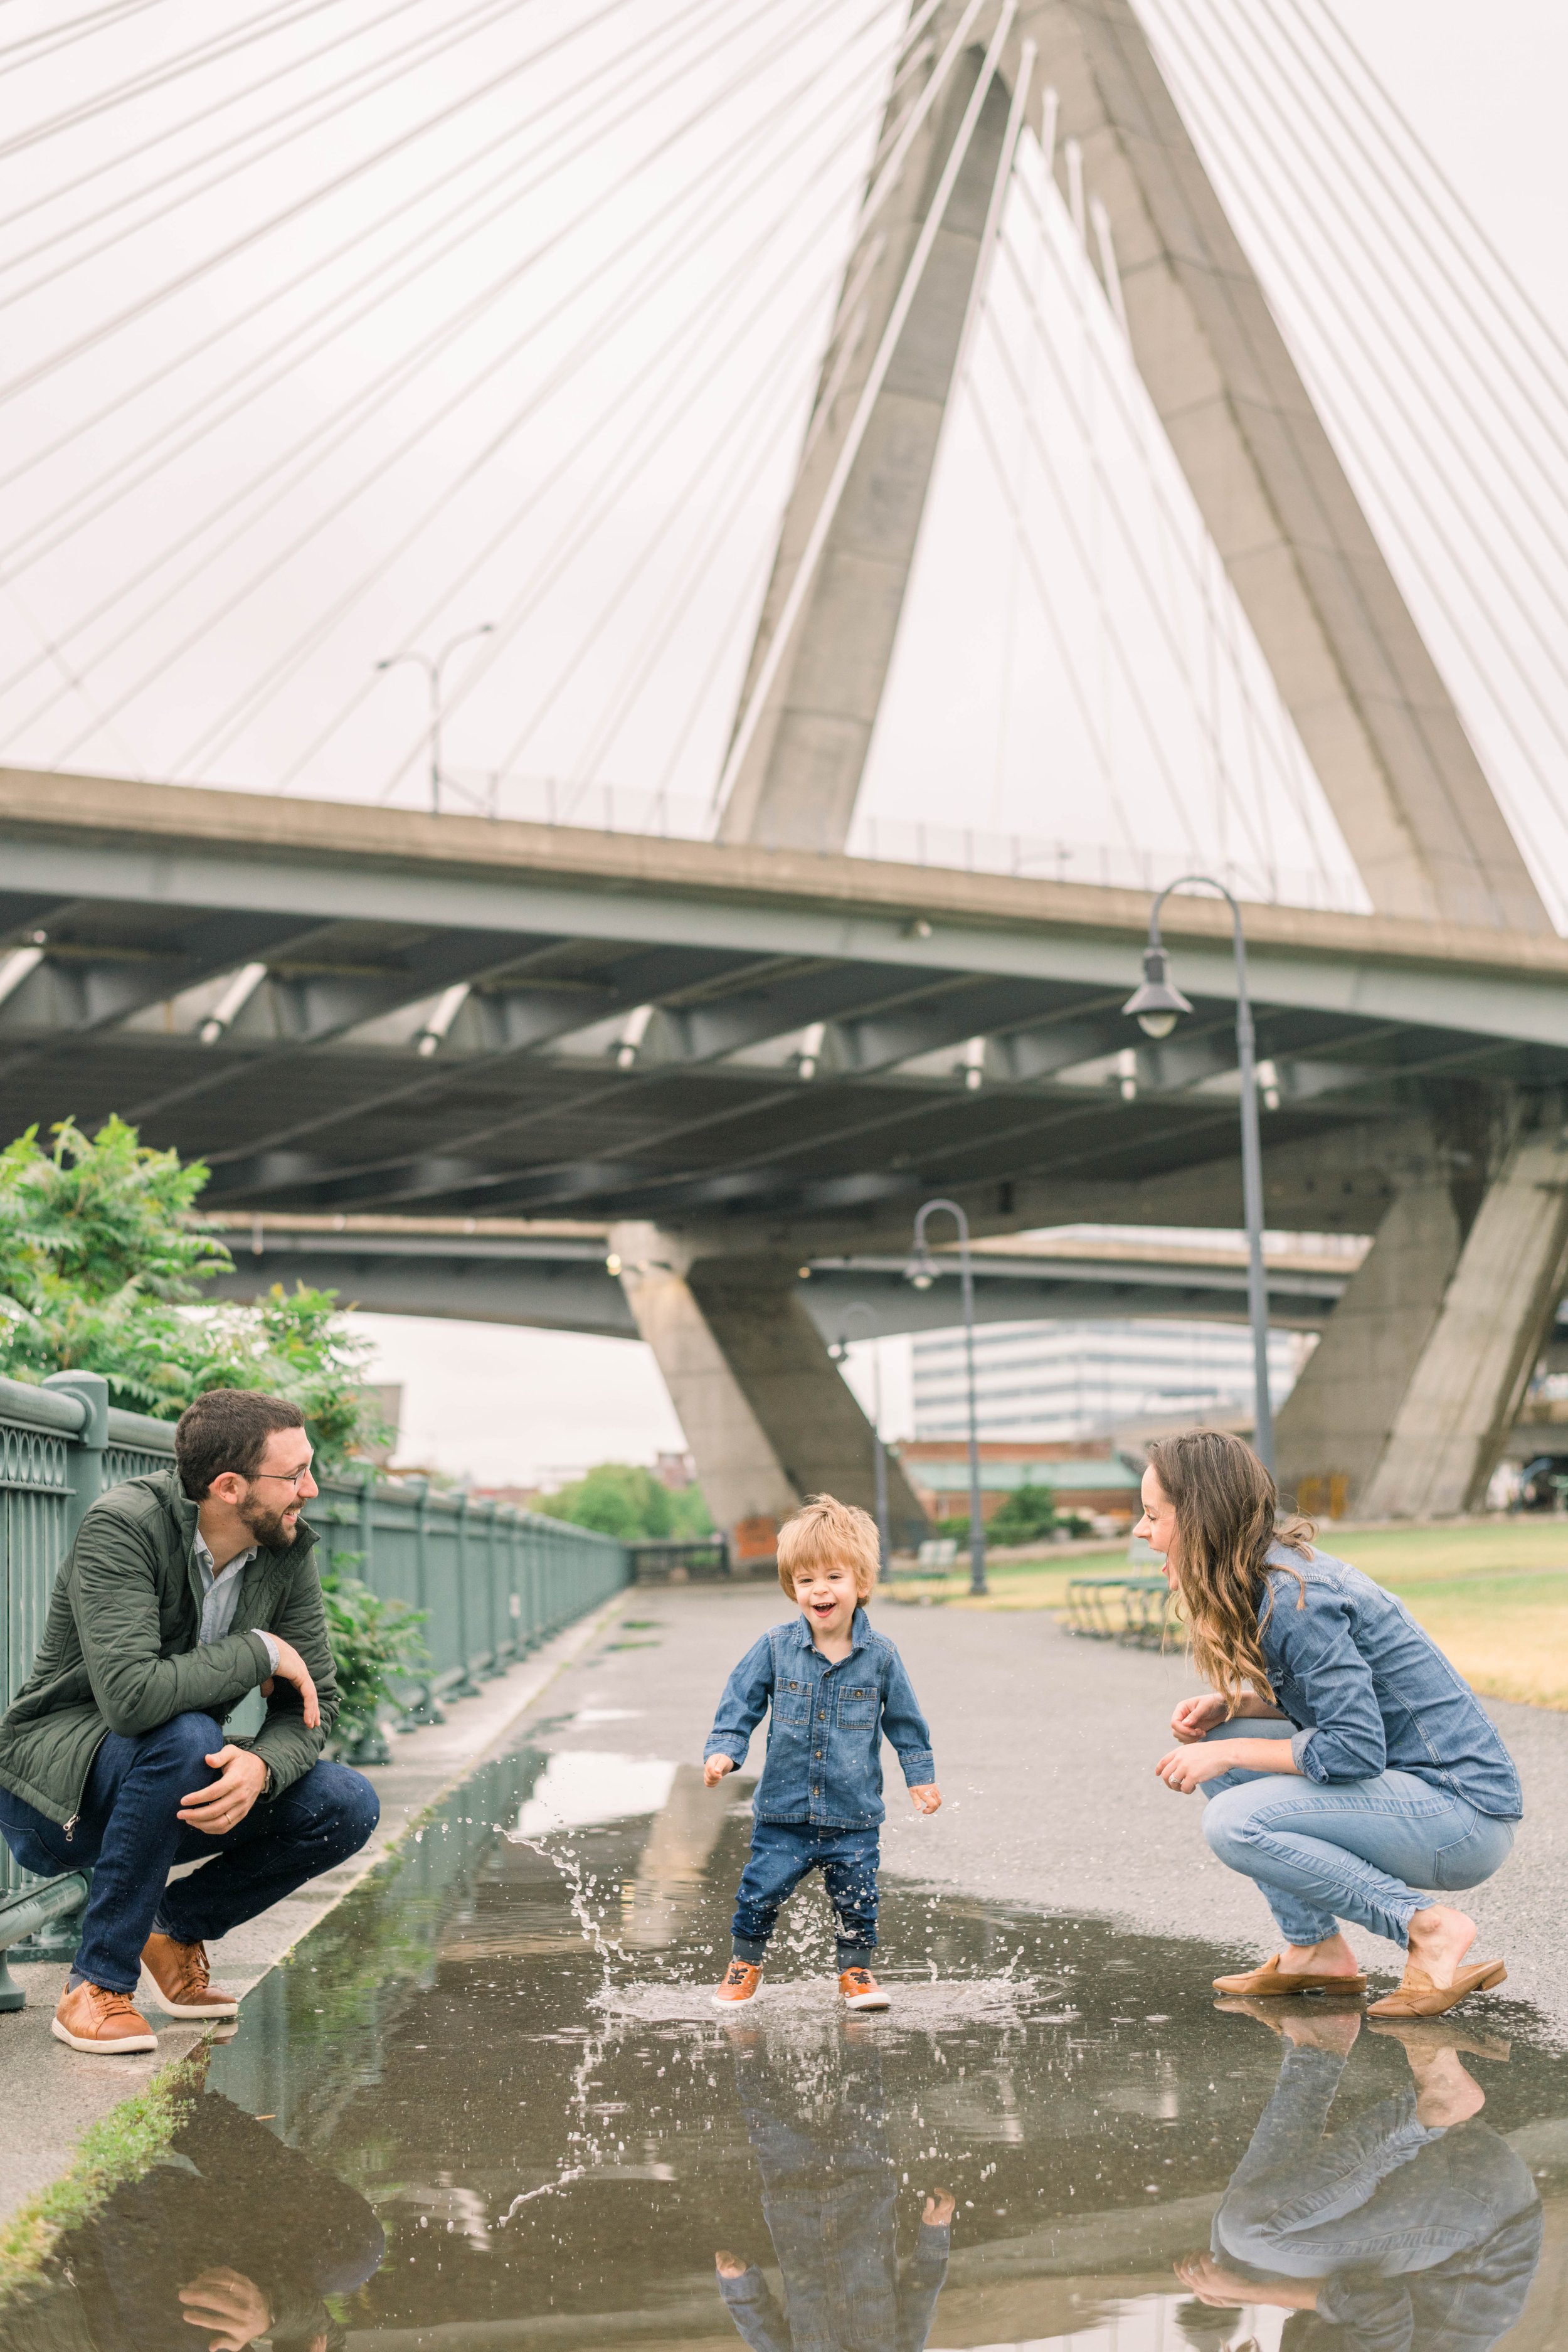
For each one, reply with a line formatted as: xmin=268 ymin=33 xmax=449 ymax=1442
xmin=1155 ymin=1743 xmax=1238 ymax=1794
xmin=1170 ymin=1692 xmax=1229 ymax=1744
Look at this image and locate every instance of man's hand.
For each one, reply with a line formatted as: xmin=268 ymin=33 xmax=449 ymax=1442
xmin=923 ymin=2192 xmax=956 ymax=2226
xmin=714 ymin=2249 xmax=748 ymax=2279
xmin=179 ymin=1746 xmax=268 ymax=1835
xmin=1154 ymin=1744 xmax=1236 ymax=1795
xmin=1170 ymin=1692 xmax=1229 ymax=1744
xmin=178 ymin=2269 xmax=272 ymax=2352
xmin=262 ymin=1637 xmax=320 ymax=1729
xmin=909 ymin=1783 xmax=941 ymax=1814
xmin=704 ymin=1754 xmax=736 ymax=1789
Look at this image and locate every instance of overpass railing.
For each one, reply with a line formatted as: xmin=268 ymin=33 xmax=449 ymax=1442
xmin=0 ymin=1371 xmax=629 ymax=1901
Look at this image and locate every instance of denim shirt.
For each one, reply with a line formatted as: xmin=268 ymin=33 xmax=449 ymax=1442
xmin=1258 ymin=1545 xmax=1522 ymax=1819
xmin=705 ymin=1609 xmax=936 ymax=1828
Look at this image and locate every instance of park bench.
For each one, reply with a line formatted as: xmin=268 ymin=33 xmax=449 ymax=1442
xmin=0 ymin=1868 xmax=90 ymax=2011
xmin=1065 ymin=1573 xmax=1173 ymax=1649
xmin=886 ymin=1538 xmax=958 ymax=1586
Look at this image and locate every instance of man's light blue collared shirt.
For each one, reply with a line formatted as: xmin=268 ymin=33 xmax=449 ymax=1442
xmin=194 ymin=1529 xmax=279 ymax=1671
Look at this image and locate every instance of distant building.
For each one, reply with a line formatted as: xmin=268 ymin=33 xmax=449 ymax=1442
xmin=911 ymin=1318 xmax=1304 ymax=1446
xmin=899 ymin=1438 xmax=1142 ymax=1528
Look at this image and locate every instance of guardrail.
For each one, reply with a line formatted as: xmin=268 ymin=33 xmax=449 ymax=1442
xmin=0 ymin=1371 xmax=630 ymax=1913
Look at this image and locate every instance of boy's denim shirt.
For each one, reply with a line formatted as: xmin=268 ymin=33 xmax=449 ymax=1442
xmin=1259 ymin=1544 xmax=1522 ymax=1818
xmin=705 ymin=1608 xmax=935 ymax=1828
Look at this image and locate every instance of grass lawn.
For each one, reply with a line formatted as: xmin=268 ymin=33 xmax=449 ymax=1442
xmin=886 ymin=1517 xmax=1568 ymax=1712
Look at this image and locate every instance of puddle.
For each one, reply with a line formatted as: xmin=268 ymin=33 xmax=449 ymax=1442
xmin=8 ymin=1740 xmax=1565 ymax=2352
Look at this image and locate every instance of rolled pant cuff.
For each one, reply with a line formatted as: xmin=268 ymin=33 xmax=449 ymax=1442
xmin=836 ymin=1940 xmax=877 ymax=1969
xmin=731 ymin=1936 xmax=768 ymax=1965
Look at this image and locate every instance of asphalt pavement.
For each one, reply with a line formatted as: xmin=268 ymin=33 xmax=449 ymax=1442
xmin=582 ymin=1579 xmax=1568 ymax=2033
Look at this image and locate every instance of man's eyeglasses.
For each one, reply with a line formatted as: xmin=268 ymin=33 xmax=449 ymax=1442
xmin=246 ymin=1465 xmax=314 ymax=1490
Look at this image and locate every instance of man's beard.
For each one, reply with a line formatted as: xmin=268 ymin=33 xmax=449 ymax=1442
xmin=238 ymin=1495 xmax=300 ymax=1551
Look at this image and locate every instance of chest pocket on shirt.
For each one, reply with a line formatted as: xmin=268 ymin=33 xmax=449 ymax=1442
xmin=837 ymin=1684 xmax=877 ymax=1727
xmin=773 ymin=1677 xmax=812 ymax=1727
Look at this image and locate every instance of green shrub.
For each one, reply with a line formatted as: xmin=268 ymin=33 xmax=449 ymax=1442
xmin=0 ymin=1118 xmax=389 ymax=1472
xmin=546 ymin=1461 xmax=712 ymax=1541
xmin=320 ymin=1570 xmax=429 ymax=1756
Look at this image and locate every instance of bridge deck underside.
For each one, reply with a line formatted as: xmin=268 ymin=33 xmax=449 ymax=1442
xmin=3 ymin=885 xmax=1564 ymax=1233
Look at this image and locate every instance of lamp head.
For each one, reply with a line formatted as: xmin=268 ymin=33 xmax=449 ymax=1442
xmin=1123 ymin=943 xmax=1192 ymax=1041
xmin=904 ymin=1249 xmax=936 ymax=1291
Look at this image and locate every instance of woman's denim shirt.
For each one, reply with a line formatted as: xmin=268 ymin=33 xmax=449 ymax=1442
xmin=705 ymin=1609 xmax=935 ymax=1828
xmin=1259 ymin=1545 xmax=1522 ymax=1819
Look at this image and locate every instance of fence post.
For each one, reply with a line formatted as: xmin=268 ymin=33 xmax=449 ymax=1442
xmin=450 ymin=1491 xmax=480 ymax=1698
xmin=44 ymin=1371 xmax=109 ymax=1543
xmin=479 ymin=1500 xmax=504 ymax=1676
xmin=398 ymin=1476 xmax=444 ymax=1729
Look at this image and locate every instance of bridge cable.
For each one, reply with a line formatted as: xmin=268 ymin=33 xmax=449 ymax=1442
xmin=11 ymin=0 xmax=871 ymax=756
xmin=0 ymin=0 xmax=714 ymax=583
xmin=1150 ymin=2 xmax=1568 ymax=841
xmin=0 ymin=0 xmax=169 ymax=77
xmin=177 ymin=6 xmax=897 ymax=784
xmin=0 ymin=0 xmax=364 ymax=163
xmin=0 ymin=0 xmax=514 ymax=297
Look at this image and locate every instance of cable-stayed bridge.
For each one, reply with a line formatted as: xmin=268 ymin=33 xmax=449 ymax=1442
xmin=3 ymin=3 xmax=1568 ymax=1535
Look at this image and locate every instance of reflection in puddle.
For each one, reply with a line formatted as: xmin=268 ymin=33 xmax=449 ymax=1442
xmin=5 ymin=1742 xmax=1563 ymax=2352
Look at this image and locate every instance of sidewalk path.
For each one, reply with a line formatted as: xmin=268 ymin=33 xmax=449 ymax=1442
xmin=0 ymin=1596 xmax=623 ymax=2225
xmin=551 ymin=1582 xmax=1568 ymax=2030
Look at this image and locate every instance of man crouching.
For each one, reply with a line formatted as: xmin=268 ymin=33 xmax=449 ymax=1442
xmin=0 ymin=1388 xmax=379 ymax=2054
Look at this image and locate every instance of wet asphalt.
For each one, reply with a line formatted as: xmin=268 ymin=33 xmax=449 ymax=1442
xmin=552 ymin=1582 xmax=1568 ymax=2027
xmin=5 ymin=1582 xmax=1565 ymax=2352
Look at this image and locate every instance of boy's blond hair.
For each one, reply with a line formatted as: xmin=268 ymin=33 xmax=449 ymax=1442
xmin=776 ymin=1493 xmax=879 ymax=1601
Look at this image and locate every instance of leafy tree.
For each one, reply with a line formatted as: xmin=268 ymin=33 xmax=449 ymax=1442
xmin=547 ymin=1461 xmax=714 ymax=1542
xmin=0 ymin=1118 xmax=387 ymax=1471
xmin=988 ymin=1481 xmax=1060 ymax=1545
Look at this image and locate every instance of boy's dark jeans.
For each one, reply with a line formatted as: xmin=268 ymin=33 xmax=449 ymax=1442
xmin=732 ymin=1820 xmax=879 ymax=1969
xmin=0 ymin=1709 xmax=379 ymax=1994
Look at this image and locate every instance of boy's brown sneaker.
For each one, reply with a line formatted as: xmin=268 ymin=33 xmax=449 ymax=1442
xmin=712 ymin=1961 xmax=763 ymax=2006
xmin=51 ymin=1980 xmax=157 ymax=2054
xmin=839 ymin=1967 xmax=891 ymax=2011
xmin=140 ymin=1933 xmax=240 ymax=2020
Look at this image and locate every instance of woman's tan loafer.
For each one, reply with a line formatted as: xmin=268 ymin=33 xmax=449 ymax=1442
xmin=1212 ymin=1954 xmax=1367 ymax=1998
xmin=1367 ymin=1960 xmax=1507 ymax=2018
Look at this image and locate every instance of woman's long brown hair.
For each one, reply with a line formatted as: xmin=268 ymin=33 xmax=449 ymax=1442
xmin=1147 ymin=1429 xmax=1315 ymax=1708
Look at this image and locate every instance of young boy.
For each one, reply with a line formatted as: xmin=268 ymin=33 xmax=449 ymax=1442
xmin=703 ymin=1494 xmax=940 ymax=2011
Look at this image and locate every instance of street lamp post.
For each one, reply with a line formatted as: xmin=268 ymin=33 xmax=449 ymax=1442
xmin=375 ymin=622 xmax=494 ymax=815
xmin=1121 ymin=876 xmax=1274 ymax=1473
xmin=907 ymin=1198 xmax=987 ymax=1594
xmin=829 ymin=1301 xmax=890 ymax=1576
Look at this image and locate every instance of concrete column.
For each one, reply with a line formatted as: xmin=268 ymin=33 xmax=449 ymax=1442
xmin=721 ymin=0 xmax=1545 ymax=931
xmin=717 ymin=31 xmax=1013 ymax=852
xmin=1274 ymin=1180 xmax=1464 ymax=1512
xmin=1360 ymin=1123 xmax=1568 ymax=1517
xmin=611 ymin=1224 xmax=929 ymax=1547
xmin=1276 ymin=1109 xmax=1568 ymax=1518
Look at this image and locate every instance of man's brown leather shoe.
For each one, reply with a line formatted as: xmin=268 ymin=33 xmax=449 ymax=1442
xmin=140 ymin=1933 xmax=240 ymax=2019
xmin=52 ymin=1980 xmax=157 ymax=2053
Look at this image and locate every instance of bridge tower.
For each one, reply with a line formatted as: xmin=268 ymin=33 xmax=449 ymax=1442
xmin=619 ymin=0 xmax=1565 ymax=1533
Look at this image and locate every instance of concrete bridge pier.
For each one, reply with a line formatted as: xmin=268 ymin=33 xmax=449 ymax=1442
xmin=610 ymin=1223 xmax=929 ymax=1554
xmin=1276 ymin=1099 xmax=1568 ymax=1517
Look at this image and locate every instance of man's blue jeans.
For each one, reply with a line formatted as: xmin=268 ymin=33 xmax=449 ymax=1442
xmin=0 ymin=1711 xmax=379 ymax=1994
xmin=1198 ymin=1717 xmax=1515 ymax=1947
xmin=733 ymin=1820 xmax=879 ymax=1969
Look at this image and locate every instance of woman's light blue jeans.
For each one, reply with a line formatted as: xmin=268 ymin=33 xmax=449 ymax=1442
xmin=1197 ymin=1718 xmax=1515 ymax=1949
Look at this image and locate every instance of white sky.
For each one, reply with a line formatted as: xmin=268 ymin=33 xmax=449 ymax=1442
xmin=7 ymin=1 xmax=1567 ymax=1478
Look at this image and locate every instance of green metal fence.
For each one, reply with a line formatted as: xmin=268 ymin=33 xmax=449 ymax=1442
xmin=0 ymin=1370 xmax=629 ymax=1897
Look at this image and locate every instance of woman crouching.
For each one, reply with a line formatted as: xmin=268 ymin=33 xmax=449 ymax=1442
xmin=1140 ymin=1428 xmax=1520 ymax=2015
